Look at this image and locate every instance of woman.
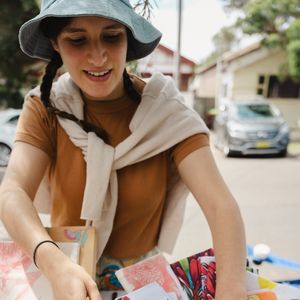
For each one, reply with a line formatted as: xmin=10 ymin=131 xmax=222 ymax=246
xmin=0 ymin=0 xmax=247 ymax=299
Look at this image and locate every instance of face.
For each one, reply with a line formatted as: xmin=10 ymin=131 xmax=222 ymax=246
xmin=52 ymin=16 xmax=128 ymax=101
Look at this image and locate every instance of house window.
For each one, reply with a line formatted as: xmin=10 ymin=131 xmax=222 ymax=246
xmin=256 ymin=75 xmax=268 ymax=96
xmin=257 ymin=88 xmax=264 ymax=95
xmin=258 ymin=75 xmax=265 ymax=85
xmin=267 ymin=75 xmax=300 ymax=98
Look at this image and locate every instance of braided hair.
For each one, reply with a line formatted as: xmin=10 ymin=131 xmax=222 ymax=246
xmin=123 ymin=69 xmax=141 ymax=102
xmin=39 ymin=17 xmax=141 ymax=142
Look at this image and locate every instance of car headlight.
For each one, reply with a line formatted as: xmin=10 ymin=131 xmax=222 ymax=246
xmin=228 ymin=129 xmax=247 ymax=138
xmin=279 ymin=123 xmax=289 ymax=135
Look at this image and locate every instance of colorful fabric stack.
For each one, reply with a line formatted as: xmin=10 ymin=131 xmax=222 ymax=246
xmin=170 ymin=249 xmax=300 ymax=300
xmin=170 ymin=248 xmax=215 ymax=299
xmin=115 ymin=248 xmax=300 ymax=300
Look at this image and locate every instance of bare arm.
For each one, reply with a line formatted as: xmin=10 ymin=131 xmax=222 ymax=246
xmin=0 ymin=142 xmax=51 ymax=252
xmin=177 ymin=146 xmax=246 ymax=300
xmin=0 ymin=142 xmax=101 ymax=300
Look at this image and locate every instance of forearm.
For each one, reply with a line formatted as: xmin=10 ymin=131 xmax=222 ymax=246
xmin=210 ymin=200 xmax=247 ymax=299
xmin=177 ymin=147 xmax=247 ymax=299
xmin=0 ymin=184 xmax=74 ymax=278
xmin=0 ymin=185 xmax=52 ymax=256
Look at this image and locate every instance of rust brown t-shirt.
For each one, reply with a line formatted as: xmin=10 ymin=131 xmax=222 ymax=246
xmin=15 ymin=80 xmax=209 ymax=259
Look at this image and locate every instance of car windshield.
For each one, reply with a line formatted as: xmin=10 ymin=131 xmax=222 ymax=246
xmin=230 ymin=104 xmax=277 ymax=119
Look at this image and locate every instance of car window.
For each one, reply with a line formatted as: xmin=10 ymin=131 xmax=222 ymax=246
xmin=231 ymin=104 xmax=276 ymax=119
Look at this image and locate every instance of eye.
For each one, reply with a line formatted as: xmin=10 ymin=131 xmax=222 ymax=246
xmin=68 ymin=37 xmax=86 ymax=46
xmin=103 ymin=33 xmax=123 ymax=43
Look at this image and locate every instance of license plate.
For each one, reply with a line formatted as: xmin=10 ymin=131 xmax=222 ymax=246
xmin=256 ymin=141 xmax=271 ymax=148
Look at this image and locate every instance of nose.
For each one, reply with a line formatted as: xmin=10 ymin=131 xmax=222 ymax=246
xmin=87 ymin=41 xmax=107 ymax=66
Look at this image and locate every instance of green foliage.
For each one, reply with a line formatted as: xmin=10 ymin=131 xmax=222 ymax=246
xmin=219 ymin=0 xmax=249 ymax=11
xmin=200 ymin=25 xmax=238 ymax=68
xmin=218 ymin=0 xmax=300 ymax=79
xmin=287 ymin=40 xmax=300 ymax=80
xmin=212 ymin=26 xmax=237 ymax=55
xmin=0 ymin=0 xmax=40 ymax=108
xmin=286 ymin=19 xmax=300 ymax=41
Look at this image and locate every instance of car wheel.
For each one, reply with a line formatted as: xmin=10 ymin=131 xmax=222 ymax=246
xmin=0 ymin=143 xmax=11 ymax=167
xmin=278 ymin=148 xmax=287 ymax=157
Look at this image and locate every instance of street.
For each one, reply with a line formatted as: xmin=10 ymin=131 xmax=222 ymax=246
xmin=1 ymin=143 xmax=300 ymax=282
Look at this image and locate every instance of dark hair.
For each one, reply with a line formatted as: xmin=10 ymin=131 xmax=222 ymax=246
xmin=39 ymin=17 xmax=141 ymax=142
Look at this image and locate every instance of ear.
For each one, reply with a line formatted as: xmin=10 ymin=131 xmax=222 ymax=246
xmin=51 ymin=39 xmax=60 ymax=53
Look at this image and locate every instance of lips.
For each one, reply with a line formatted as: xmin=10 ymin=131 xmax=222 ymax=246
xmin=84 ymin=69 xmax=112 ymax=82
xmin=86 ymin=70 xmax=111 ymax=77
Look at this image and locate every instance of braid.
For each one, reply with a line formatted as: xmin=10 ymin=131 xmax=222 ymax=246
xmin=40 ymin=51 xmax=63 ymax=108
xmin=48 ymin=107 xmax=109 ymax=142
xmin=123 ymin=69 xmax=141 ymax=102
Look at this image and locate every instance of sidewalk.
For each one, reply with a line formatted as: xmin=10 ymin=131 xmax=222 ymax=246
xmin=289 ymin=129 xmax=300 ymax=156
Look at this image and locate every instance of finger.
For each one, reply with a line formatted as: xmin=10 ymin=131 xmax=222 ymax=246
xmin=86 ymin=280 xmax=102 ymax=300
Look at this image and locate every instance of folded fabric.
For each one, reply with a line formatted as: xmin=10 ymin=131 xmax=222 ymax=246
xmin=170 ymin=248 xmax=215 ymax=299
xmin=115 ymin=282 xmax=177 ymax=300
xmin=170 ymin=249 xmax=300 ymax=300
xmin=0 ymin=240 xmax=80 ymax=300
xmin=116 ymin=248 xmax=300 ymax=300
xmin=115 ymin=254 xmax=188 ymax=300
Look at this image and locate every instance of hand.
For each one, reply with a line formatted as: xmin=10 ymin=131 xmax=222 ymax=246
xmin=48 ymin=260 xmax=102 ymax=300
xmin=36 ymin=244 xmax=102 ymax=300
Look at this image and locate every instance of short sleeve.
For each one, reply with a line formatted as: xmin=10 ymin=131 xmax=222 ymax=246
xmin=172 ymin=133 xmax=210 ymax=166
xmin=15 ymin=96 xmax=56 ymax=158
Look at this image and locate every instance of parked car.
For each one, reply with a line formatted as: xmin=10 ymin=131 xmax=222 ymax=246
xmin=0 ymin=109 xmax=21 ymax=167
xmin=214 ymin=100 xmax=290 ymax=157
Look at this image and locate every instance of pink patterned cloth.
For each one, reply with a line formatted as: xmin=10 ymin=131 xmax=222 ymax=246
xmin=115 ymin=254 xmax=186 ymax=300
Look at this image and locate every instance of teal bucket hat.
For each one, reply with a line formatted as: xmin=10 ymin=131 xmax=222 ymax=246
xmin=19 ymin=0 xmax=162 ymax=62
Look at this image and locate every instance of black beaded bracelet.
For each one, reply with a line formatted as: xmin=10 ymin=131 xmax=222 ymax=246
xmin=33 ymin=240 xmax=60 ymax=268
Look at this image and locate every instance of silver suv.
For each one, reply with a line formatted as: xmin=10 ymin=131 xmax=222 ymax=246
xmin=214 ymin=100 xmax=290 ymax=157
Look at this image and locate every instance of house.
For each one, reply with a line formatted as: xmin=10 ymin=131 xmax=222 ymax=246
xmin=136 ymin=44 xmax=196 ymax=91
xmin=193 ymin=42 xmax=300 ymax=128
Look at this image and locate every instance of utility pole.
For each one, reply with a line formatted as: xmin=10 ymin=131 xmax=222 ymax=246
xmin=174 ymin=0 xmax=182 ymax=90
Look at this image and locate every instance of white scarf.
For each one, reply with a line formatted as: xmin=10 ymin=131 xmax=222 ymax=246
xmin=29 ymin=72 xmax=209 ymax=259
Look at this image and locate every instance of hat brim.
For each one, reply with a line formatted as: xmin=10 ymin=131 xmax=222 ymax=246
xmin=19 ymin=0 xmax=162 ymax=61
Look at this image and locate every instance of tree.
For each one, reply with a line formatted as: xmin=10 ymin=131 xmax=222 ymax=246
xmin=133 ymin=0 xmax=157 ymax=20
xmin=220 ymin=0 xmax=249 ymax=11
xmin=0 ymin=0 xmax=40 ymax=108
xmin=219 ymin=0 xmax=300 ymax=79
xmin=200 ymin=26 xmax=238 ymax=67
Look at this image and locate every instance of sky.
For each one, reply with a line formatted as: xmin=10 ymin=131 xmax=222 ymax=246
xmin=135 ymin=0 xmax=236 ymax=63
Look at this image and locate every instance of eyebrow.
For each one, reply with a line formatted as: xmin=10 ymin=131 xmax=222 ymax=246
xmin=63 ymin=24 xmax=125 ymax=33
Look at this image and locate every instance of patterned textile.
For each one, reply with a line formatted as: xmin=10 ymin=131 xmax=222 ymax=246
xmin=170 ymin=249 xmax=215 ymax=299
xmin=170 ymin=249 xmax=300 ymax=300
xmin=96 ymin=248 xmax=160 ymax=290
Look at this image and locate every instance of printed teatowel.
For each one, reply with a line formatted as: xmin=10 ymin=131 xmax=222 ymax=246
xmin=0 ymin=241 xmax=80 ymax=300
xmin=115 ymin=254 xmax=188 ymax=300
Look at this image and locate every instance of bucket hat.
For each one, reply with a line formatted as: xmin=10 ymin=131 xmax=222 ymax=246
xmin=19 ymin=0 xmax=162 ymax=62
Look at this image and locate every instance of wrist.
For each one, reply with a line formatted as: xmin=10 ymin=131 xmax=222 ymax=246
xmin=33 ymin=240 xmax=59 ymax=268
xmin=33 ymin=241 xmax=66 ymax=275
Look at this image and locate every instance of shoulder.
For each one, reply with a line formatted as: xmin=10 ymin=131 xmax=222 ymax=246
xmin=22 ymin=93 xmax=57 ymax=131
